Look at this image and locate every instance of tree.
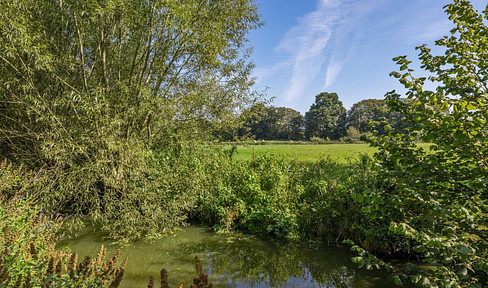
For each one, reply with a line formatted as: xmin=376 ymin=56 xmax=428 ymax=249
xmin=353 ymin=1 xmax=488 ymax=286
xmin=278 ymin=107 xmax=305 ymax=140
xmin=346 ymin=98 xmax=409 ymax=136
xmin=304 ymin=92 xmax=346 ymax=140
xmin=347 ymin=99 xmax=389 ymax=133
xmin=0 ymin=0 xmax=261 ymax=241
xmin=238 ymin=105 xmax=304 ymax=140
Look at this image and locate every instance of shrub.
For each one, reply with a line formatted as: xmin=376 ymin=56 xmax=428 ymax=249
xmin=309 ymin=137 xmax=328 ymax=144
xmin=351 ymin=1 xmax=488 ymax=286
xmin=0 ymin=160 xmax=126 ymax=287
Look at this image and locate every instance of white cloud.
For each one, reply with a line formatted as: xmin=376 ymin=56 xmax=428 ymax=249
xmin=324 ymin=59 xmax=345 ymax=89
xmin=262 ymin=0 xmax=384 ymax=103
xmin=277 ymin=0 xmax=338 ymax=102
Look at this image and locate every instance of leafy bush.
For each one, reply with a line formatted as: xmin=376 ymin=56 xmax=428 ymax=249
xmin=189 ymin=150 xmax=382 ymax=245
xmin=351 ymin=1 xmax=488 ymax=286
xmin=340 ymin=127 xmax=362 ymax=143
xmin=0 ymin=160 xmax=127 ymax=288
xmin=359 ymin=132 xmax=372 ymax=142
xmin=309 ymin=137 xmax=329 ymax=144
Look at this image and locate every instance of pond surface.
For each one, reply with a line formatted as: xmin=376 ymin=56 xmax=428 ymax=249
xmin=57 ymin=225 xmax=391 ymax=288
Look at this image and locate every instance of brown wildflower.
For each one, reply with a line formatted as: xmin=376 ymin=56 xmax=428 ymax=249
xmin=30 ymin=243 xmax=38 ymax=261
xmin=24 ymin=270 xmax=31 ymax=288
xmin=68 ymin=253 xmax=78 ymax=280
xmin=147 ymin=275 xmax=154 ymax=288
xmin=160 ymin=268 xmax=170 ymax=288
xmin=13 ymin=274 xmax=22 ymax=288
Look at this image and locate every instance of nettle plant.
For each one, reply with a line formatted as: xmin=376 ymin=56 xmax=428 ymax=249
xmin=353 ymin=1 xmax=488 ymax=287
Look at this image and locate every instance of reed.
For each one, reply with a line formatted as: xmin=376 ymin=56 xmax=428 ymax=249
xmin=147 ymin=256 xmax=214 ymax=288
xmin=1 ymin=160 xmax=128 ymax=287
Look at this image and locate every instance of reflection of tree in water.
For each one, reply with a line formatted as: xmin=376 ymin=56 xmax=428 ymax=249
xmin=178 ymin=234 xmax=382 ymax=288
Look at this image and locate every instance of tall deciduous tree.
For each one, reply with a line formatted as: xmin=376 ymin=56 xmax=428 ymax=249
xmin=304 ymin=92 xmax=346 ymax=140
xmin=346 ymin=98 xmax=409 ymax=135
xmin=277 ymin=107 xmax=305 ymax=140
xmin=237 ymin=104 xmax=304 ymax=140
xmin=0 ymin=0 xmax=261 ymax=240
xmin=347 ymin=99 xmax=389 ymax=133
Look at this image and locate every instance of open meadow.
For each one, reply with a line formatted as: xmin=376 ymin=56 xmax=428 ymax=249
xmin=230 ymin=143 xmax=431 ymax=163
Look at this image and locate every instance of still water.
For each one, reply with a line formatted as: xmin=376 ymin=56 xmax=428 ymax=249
xmin=57 ymin=225 xmax=391 ymax=288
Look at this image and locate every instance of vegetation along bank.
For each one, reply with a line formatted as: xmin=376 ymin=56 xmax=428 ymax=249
xmin=1 ymin=0 xmax=488 ymax=287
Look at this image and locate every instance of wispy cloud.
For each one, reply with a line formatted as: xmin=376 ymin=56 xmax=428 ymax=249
xmin=324 ymin=59 xmax=345 ymax=89
xmin=278 ymin=0 xmax=338 ymax=102
xmin=258 ymin=0 xmax=384 ymax=103
xmin=409 ymin=19 xmax=453 ymax=43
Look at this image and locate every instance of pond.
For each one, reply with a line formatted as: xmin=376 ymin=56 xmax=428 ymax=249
xmin=57 ymin=225 xmax=391 ymax=288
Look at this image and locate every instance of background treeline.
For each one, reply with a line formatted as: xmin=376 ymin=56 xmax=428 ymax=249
xmin=230 ymin=93 xmax=408 ymax=142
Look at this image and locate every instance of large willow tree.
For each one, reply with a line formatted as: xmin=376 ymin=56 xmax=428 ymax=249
xmin=0 ymin=0 xmax=261 ymax=240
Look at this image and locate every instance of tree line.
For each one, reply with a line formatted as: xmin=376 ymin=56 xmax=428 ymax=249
xmin=233 ymin=92 xmax=408 ymax=142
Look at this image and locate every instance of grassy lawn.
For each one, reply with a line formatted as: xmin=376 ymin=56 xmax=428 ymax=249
xmin=230 ymin=143 xmax=432 ymax=163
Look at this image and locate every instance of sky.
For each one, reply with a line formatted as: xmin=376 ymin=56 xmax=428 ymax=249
xmin=248 ymin=0 xmax=487 ymax=114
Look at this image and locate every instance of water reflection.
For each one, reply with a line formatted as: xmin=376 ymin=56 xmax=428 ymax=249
xmin=57 ymin=225 xmax=389 ymax=288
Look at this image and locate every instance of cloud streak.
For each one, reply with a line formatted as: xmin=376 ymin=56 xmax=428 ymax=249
xmin=277 ymin=0 xmax=338 ymax=102
xmin=259 ymin=0 xmax=384 ymax=103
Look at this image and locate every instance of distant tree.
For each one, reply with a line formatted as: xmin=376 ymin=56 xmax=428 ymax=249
xmin=305 ymin=92 xmax=346 ymax=140
xmin=347 ymin=99 xmax=389 ymax=133
xmin=237 ymin=103 xmax=269 ymax=139
xmin=347 ymin=98 xmax=411 ymax=136
xmin=237 ymin=105 xmax=304 ymax=140
xmin=273 ymin=107 xmax=304 ymax=140
xmin=282 ymin=108 xmax=305 ymax=140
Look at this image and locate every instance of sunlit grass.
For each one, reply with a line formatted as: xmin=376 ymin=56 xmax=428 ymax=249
xmin=230 ymin=143 xmax=432 ymax=163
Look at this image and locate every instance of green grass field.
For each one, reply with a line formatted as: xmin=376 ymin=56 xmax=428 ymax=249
xmin=230 ymin=143 xmax=432 ymax=163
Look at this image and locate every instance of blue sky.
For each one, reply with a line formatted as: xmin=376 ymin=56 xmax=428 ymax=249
xmin=248 ymin=0 xmax=487 ymax=114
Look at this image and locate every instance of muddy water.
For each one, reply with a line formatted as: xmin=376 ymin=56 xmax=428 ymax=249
xmin=57 ymin=225 xmax=391 ymax=288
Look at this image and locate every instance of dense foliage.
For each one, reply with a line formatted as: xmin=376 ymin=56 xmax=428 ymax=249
xmin=346 ymin=99 xmax=407 ymax=136
xmin=0 ymin=0 xmax=261 ymax=240
xmin=189 ymin=151 xmax=380 ymax=244
xmin=352 ymin=0 xmax=488 ymax=286
xmin=0 ymin=160 xmax=128 ymax=287
xmin=305 ymin=92 xmax=347 ymax=140
xmin=235 ymin=103 xmax=305 ymax=140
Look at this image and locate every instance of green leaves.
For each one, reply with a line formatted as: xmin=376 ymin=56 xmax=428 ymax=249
xmin=304 ymin=92 xmax=347 ymax=140
xmin=349 ymin=0 xmax=488 ymax=287
xmin=0 ymin=0 xmax=262 ymax=241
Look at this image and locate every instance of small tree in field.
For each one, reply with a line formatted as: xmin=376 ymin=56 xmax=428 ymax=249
xmin=353 ymin=0 xmax=488 ymax=287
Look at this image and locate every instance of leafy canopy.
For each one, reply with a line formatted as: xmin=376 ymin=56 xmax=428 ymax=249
xmin=304 ymin=92 xmax=346 ymax=140
xmin=0 ymin=0 xmax=262 ymax=241
xmin=353 ymin=0 xmax=488 ymax=287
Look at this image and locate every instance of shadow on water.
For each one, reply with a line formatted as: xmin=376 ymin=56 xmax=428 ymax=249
xmin=57 ymin=225 xmax=391 ymax=288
